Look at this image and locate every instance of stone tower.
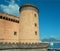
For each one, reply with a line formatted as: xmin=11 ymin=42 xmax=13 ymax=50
xmin=19 ymin=4 xmax=40 ymax=43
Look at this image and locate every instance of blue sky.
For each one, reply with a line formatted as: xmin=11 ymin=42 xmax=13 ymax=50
xmin=0 ymin=0 xmax=60 ymax=40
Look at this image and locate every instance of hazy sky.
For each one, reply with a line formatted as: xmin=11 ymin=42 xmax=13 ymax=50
xmin=0 ymin=0 xmax=60 ymax=40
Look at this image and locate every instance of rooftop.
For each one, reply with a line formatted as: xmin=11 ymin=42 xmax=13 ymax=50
xmin=19 ymin=4 xmax=39 ymax=13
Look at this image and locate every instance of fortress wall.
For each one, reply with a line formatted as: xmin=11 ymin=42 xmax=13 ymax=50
xmin=0 ymin=12 xmax=19 ymax=43
xmin=0 ymin=12 xmax=19 ymax=20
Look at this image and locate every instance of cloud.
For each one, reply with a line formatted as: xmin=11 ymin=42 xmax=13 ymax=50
xmin=0 ymin=0 xmax=20 ymax=16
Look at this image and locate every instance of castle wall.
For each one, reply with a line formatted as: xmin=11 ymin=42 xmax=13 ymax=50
xmin=0 ymin=42 xmax=48 ymax=51
xmin=0 ymin=12 xmax=19 ymax=43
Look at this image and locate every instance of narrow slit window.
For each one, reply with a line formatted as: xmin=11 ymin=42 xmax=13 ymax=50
xmin=35 ymin=23 xmax=37 ymax=27
xmin=34 ymin=14 xmax=37 ymax=17
xmin=35 ymin=31 xmax=37 ymax=35
xmin=14 ymin=32 xmax=17 ymax=36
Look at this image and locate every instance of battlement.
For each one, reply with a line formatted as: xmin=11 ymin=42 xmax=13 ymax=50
xmin=0 ymin=42 xmax=48 ymax=49
xmin=19 ymin=4 xmax=39 ymax=13
xmin=0 ymin=12 xmax=19 ymax=23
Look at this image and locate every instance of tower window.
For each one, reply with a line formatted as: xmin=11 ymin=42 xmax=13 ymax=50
xmin=35 ymin=31 xmax=37 ymax=35
xmin=34 ymin=14 xmax=37 ymax=17
xmin=35 ymin=23 xmax=37 ymax=27
xmin=14 ymin=32 xmax=17 ymax=36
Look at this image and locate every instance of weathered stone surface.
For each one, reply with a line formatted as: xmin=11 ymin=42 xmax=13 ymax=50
xmin=19 ymin=4 xmax=40 ymax=43
xmin=0 ymin=49 xmax=47 ymax=51
xmin=0 ymin=43 xmax=48 ymax=51
xmin=0 ymin=12 xmax=19 ymax=43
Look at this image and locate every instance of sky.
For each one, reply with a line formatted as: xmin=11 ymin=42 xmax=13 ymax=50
xmin=0 ymin=0 xmax=60 ymax=40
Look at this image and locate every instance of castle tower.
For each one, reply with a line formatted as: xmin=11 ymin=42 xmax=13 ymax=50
xmin=19 ymin=4 xmax=40 ymax=43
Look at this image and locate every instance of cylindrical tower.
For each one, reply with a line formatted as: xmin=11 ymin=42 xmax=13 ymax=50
xmin=19 ymin=4 xmax=40 ymax=43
